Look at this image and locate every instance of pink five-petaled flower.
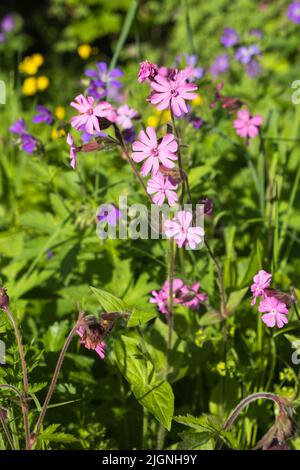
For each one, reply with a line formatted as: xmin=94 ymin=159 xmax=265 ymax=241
xmin=67 ymin=133 xmax=79 ymax=169
xmin=77 ymin=325 xmax=106 ymax=359
xmin=147 ymin=172 xmax=178 ymax=206
xmin=70 ymin=94 xmax=115 ymax=134
xmin=164 ymin=210 xmax=204 ymax=249
xmin=258 ymin=296 xmax=289 ymax=329
xmin=150 ymin=71 xmax=198 ymax=117
xmin=250 ymin=269 xmax=272 ymax=305
xmin=233 ymin=109 xmax=263 ymax=140
xmin=132 ymin=127 xmax=178 ymax=176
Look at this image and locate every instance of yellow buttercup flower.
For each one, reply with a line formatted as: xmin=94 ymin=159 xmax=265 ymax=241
xmin=19 ymin=54 xmax=44 ymax=75
xmin=192 ymin=95 xmax=202 ymax=106
xmin=19 ymin=58 xmax=38 ymax=75
xmin=77 ymin=44 xmax=92 ymax=60
xmin=51 ymin=128 xmax=66 ymax=140
xmin=32 ymin=53 xmax=44 ymax=67
xmin=22 ymin=77 xmax=37 ymax=96
xmin=147 ymin=115 xmax=159 ymax=127
xmin=36 ymin=76 xmax=49 ymax=91
xmin=55 ymin=106 xmax=65 ymax=120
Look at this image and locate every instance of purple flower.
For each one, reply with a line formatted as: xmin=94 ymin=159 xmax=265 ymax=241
xmin=210 ymin=54 xmax=230 ymax=77
xmin=220 ymin=27 xmax=239 ymax=47
xmin=21 ymin=134 xmax=38 ymax=154
xmin=258 ymin=297 xmax=289 ymax=329
xmin=287 ymin=2 xmax=300 ymax=23
xmin=97 ymin=204 xmax=122 ymax=226
xmin=246 ymin=60 xmax=261 ymax=78
xmin=190 ymin=116 xmax=203 ymax=129
xmin=1 ymin=15 xmax=15 ymax=33
xmin=85 ymin=62 xmax=123 ymax=100
xmin=32 ymin=105 xmax=54 ymax=125
xmin=235 ymin=45 xmax=260 ymax=65
xmin=9 ymin=119 xmax=27 ymax=135
xmin=122 ymin=127 xmax=136 ymax=144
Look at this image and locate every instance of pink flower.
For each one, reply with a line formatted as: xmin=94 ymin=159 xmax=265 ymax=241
xmin=233 ymin=109 xmax=263 ymax=139
xmin=150 ymin=278 xmax=207 ymax=318
xmin=116 ymin=105 xmax=138 ymax=129
xmin=149 ymin=289 xmax=169 ymax=316
xmin=147 ymin=172 xmax=178 ymax=206
xmin=258 ymin=296 xmax=289 ymax=329
xmin=250 ymin=269 xmax=272 ymax=305
xmin=70 ymin=94 xmax=116 ymax=134
xmin=150 ymin=71 xmax=198 ymax=117
xmin=138 ymin=60 xmax=158 ymax=83
xmin=67 ymin=133 xmax=79 ymax=169
xmin=132 ymin=127 xmax=178 ymax=176
xmin=77 ymin=325 xmax=106 ymax=359
xmin=164 ymin=210 xmax=204 ymax=249
xmin=180 ymin=282 xmax=207 ymax=309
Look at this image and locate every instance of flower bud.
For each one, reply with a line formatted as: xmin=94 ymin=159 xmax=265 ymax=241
xmin=0 ymin=287 xmax=9 ymax=309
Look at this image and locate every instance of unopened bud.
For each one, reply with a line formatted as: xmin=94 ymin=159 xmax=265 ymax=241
xmin=0 ymin=287 xmax=9 ymax=309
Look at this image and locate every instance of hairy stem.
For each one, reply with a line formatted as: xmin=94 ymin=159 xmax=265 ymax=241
xmin=34 ymin=324 xmax=78 ymax=442
xmin=167 ymin=237 xmax=175 ymax=372
xmin=204 ymin=239 xmax=226 ymax=317
xmin=3 ymin=306 xmax=30 ymax=450
xmin=0 ymin=408 xmax=14 ymax=449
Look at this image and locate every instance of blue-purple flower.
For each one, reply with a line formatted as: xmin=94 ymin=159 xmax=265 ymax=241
xmin=85 ymin=62 xmax=123 ymax=100
xmin=287 ymin=2 xmax=300 ymax=23
xmin=220 ymin=27 xmax=239 ymax=47
xmin=32 ymin=105 xmax=54 ymax=125
xmin=210 ymin=54 xmax=230 ymax=77
xmin=9 ymin=119 xmax=38 ymax=154
xmin=1 ymin=15 xmax=15 ymax=33
xmin=235 ymin=45 xmax=260 ymax=65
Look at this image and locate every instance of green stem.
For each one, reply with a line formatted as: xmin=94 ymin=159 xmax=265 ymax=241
xmin=33 ymin=324 xmax=78 ymax=442
xmin=3 ymin=307 xmax=30 ymax=450
xmin=0 ymin=408 xmax=14 ymax=449
xmin=204 ymin=239 xmax=226 ymax=317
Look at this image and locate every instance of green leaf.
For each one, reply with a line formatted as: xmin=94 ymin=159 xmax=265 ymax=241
xmin=225 ymin=287 xmax=248 ymax=315
xmin=198 ymin=310 xmax=222 ymax=326
xmin=127 ymin=307 xmax=157 ymax=327
xmin=114 ymin=335 xmax=174 ymax=430
xmin=90 ymin=286 xmax=128 ymax=312
xmin=43 ymin=320 xmax=70 ymax=352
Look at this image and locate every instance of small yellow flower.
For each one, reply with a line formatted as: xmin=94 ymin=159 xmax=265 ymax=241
xmin=55 ymin=106 xmax=66 ymax=120
xmin=19 ymin=57 xmax=39 ymax=75
xmin=51 ymin=128 xmax=66 ymax=140
xmin=22 ymin=77 xmax=37 ymax=96
xmin=147 ymin=115 xmax=159 ymax=127
xmin=77 ymin=44 xmax=92 ymax=60
xmin=192 ymin=95 xmax=202 ymax=106
xmin=36 ymin=76 xmax=49 ymax=91
xmin=32 ymin=53 xmax=44 ymax=67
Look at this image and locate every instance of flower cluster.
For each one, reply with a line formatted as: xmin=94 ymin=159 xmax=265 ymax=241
xmin=216 ymin=26 xmax=262 ymax=78
xmin=250 ymin=270 xmax=289 ymax=329
xmin=150 ymin=278 xmax=207 ymax=318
